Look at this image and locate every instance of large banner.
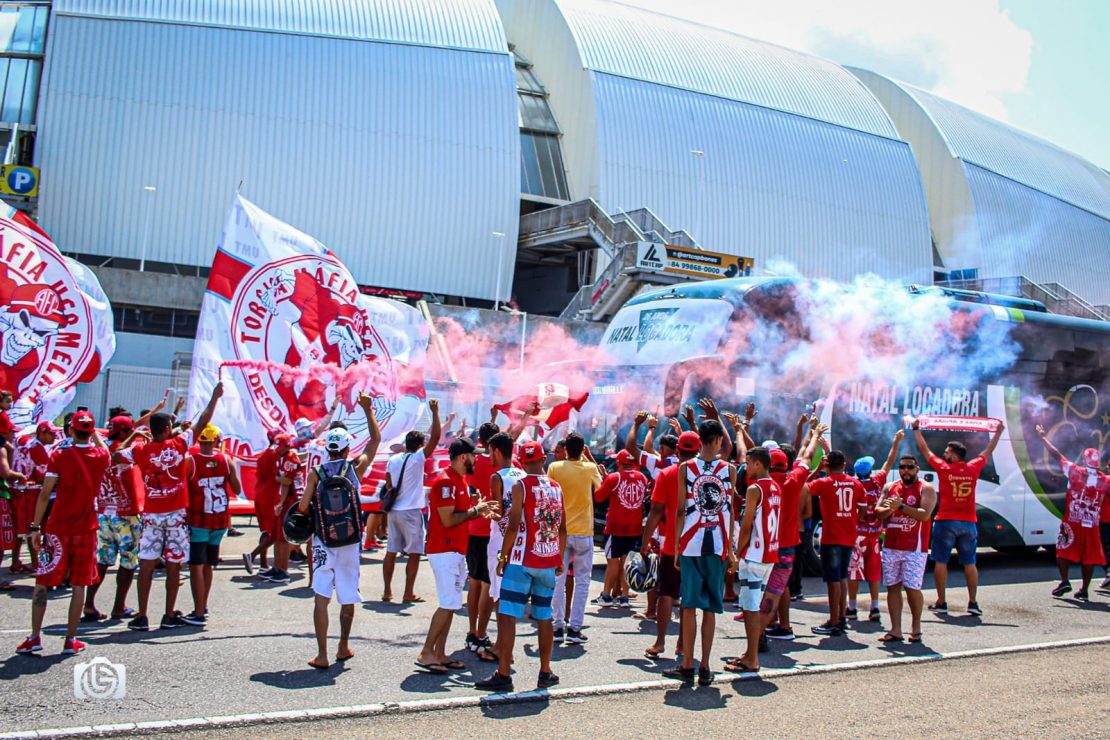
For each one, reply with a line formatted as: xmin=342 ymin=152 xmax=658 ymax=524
xmin=0 ymin=203 xmax=115 ymax=427
xmin=187 ymin=195 xmax=428 ymax=458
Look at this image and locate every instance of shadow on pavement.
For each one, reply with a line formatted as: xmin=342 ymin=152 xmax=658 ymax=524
xmin=479 ymin=695 xmax=550 ymax=719
xmin=250 ymin=663 xmax=348 ymax=689
xmin=0 ymin=652 xmax=70 ymax=680
xmin=662 ymin=684 xmax=731 ymax=710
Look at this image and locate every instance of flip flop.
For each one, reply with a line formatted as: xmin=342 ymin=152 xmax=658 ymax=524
xmin=414 ymin=661 xmax=449 ymax=674
xmin=878 ymin=633 xmax=904 ymax=643
xmin=644 ymin=647 xmax=664 ymax=659
xmin=907 ymin=633 xmax=923 ymax=643
xmin=402 ymin=596 xmax=426 ymax=603
xmin=441 ymin=659 xmax=466 ymax=670
xmin=476 ymin=647 xmax=499 ymax=663
xmin=81 ymin=610 xmax=104 ymax=623
xmin=308 ymin=658 xmax=330 ymax=670
xmin=723 ymin=660 xmax=759 ymax=674
xmin=111 ymin=608 xmax=137 ymax=619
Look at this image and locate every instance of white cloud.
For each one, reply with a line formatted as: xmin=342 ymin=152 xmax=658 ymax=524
xmin=620 ymin=0 xmax=1033 ymax=121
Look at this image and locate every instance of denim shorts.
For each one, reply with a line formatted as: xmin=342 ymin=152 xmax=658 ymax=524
xmin=930 ymin=520 xmax=978 ymax=565
xmin=820 ymin=544 xmax=853 ymax=583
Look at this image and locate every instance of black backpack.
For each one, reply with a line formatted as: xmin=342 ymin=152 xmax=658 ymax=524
xmin=312 ymin=462 xmax=361 ymax=548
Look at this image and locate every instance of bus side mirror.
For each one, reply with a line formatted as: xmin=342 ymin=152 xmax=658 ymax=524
xmin=923 ymin=473 xmax=935 ymax=483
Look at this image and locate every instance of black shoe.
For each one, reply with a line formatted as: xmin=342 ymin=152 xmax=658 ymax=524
xmin=289 ymin=550 xmax=307 ymax=564
xmin=869 ymin=607 xmax=881 ymax=622
xmin=967 ymin=601 xmax=983 ymax=617
xmin=564 ymin=628 xmax=588 ymax=644
xmin=537 ymin=671 xmax=560 ymax=689
xmin=465 ymin=633 xmax=482 ymax=653
xmin=813 ymin=622 xmax=838 ymax=635
xmin=845 ymin=608 xmax=858 ymax=620
xmin=127 ymin=615 xmax=149 ymax=632
xmin=179 ymin=612 xmax=207 ymax=626
xmin=553 ymin=627 xmax=564 ymax=643
xmin=1074 ymin=590 xmax=1089 ymax=601
xmin=1051 ymin=581 xmax=1072 ymax=597
xmin=662 ymin=666 xmax=695 ymax=683
xmin=927 ymin=601 xmax=947 ymax=613
xmin=698 ymin=666 xmax=714 ymax=686
xmin=475 ymin=672 xmax=514 ymax=692
xmin=758 ymin=634 xmax=769 ymax=653
xmin=226 ymin=527 xmax=243 ymax=537
xmin=160 ymin=614 xmax=187 ymax=629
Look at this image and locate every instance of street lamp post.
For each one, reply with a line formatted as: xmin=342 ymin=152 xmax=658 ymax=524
xmin=139 ymin=185 xmax=157 ymax=272
xmin=493 ymin=231 xmax=506 ymax=311
xmin=691 ymin=149 xmax=705 ymax=248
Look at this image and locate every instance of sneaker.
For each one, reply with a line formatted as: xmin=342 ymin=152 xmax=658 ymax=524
xmin=241 ymin=553 xmax=255 ymax=575
xmin=1074 ymin=590 xmax=1089 ymax=601
xmin=475 ymin=671 xmax=514 ymax=692
xmin=845 ymin=608 xmax=858 ymax=620
xmin=837 ymin=618 xmax=848 ymax=631
xmin=180 ymin=612 xmax=207 ymax=626
xmin=127 ymin=615 xmax=150 ymax=632
xmin=616 ymin=596 xmax=631 ymax=609
xmin=813 ymin=622 xmax=839 ymax=635
xmin=465 ymin=633 xmax=482 ymax=653
xmin=553 ymin=627 xmax=565 ymax=643
xmin=765 ymin=625 xmax=795 ymax=640
xmin=1051 ymin=581 xmax=1072 ymax=597
xmin=662 ymin=665 xmax=695 ymax=683
xmin=270 ymin=570 xmax=291 ymax=584
xmin=256 ymin=567 xmax=277 ymax=581
xmin=869 ymin=607 xmax=881 ymax=622
xmin=1098 ymin=576 xmax=1110 ymax=591
xmin=226 ymin=527 xmax=244 ymax=537
xmin=758 ymin=634 xmax=769 ymax=653
xmin=967 ymin=601 xmax=983 ymax=617
xmin=537 ymin=671 xmax=560 ymax=689
xmin=698 ymin=666 xmax=714 ymax=686
xmin=928 ymin=601 xmax=947 ymax=613
xmin=564 ymin=628 xmax=588 ymax=644
xmin=160 ymin=614 xmax=187 ymax=629
xmin=289 ymin=550 xmax=307 ymax=564
xmin=791 ymin=591 xmax=805 ymax=601
xmin=477 ymin=635 xmax=493 ymax=650
xmin=16 ymin=635 xmax=42 ymax=654
xmin=592 ymin=593 xmax=616 ymax=608
xmin=62 ymin=637 xmax=87 ymax=655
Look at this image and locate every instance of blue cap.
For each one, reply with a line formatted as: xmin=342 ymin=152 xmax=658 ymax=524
xmin=854 ymin=456 xmax=875 ymax=477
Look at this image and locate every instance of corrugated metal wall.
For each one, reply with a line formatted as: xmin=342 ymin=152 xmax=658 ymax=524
xmin=591 ymin=72 xmax=933 ymax=283
xmin=37 ymin=3 xmax=520 ymax=301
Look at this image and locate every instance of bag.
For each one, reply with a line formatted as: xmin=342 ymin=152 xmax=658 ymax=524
xmin=311 ymin=462 xmax=361 ymax=548
xmin=379 ymin=453 xmax=413 ymax=513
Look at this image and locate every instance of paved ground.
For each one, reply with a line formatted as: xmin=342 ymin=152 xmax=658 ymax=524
xmin=1 ymin=521 xmax=1108 ymax=736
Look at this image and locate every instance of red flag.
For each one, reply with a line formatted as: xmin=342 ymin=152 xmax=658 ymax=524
xmin=495 ymin=385 xmax=589 ymax=431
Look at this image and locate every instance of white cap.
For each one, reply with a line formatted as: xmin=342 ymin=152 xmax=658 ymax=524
xmin=294 ymin=418 xmax=314 ymax=441
xmin=324 ymin=428 xmax=352 ymax=452
xmin=761 ymin=440 xmax=781 ymax=450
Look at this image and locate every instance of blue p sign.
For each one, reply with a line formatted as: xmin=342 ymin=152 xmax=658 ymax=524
xmin=6 ymin=167 xmax=37 ymax=195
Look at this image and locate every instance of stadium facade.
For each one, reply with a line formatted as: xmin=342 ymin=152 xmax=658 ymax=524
xmin=2 ymin=0 xmax=1108 ymax=378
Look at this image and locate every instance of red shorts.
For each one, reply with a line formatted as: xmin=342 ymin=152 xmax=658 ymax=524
xmin=849 ymin=535 xmax=882 ymax=582
xmin=11 ymin=489 xmax=36 ymax=534
xmin=255 ymin=496 xmax=277 ymax=537
xmin=1056 ymin=522 xmax=1107 ymax=566
xmin=35 ymin=531 xmax=101 ymax=587
xmin=271 ymin=499 xmax=297 ymax=542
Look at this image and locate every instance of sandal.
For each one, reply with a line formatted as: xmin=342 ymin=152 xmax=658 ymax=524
xmin=441 ymin=659 xmax=466 ymax=670
xmin=81 ymin=610 xmax=104 ymax=623
xmin=476 ymin=647 xmax=499 ymax=663
xmin=878 ymin=633 xmax=904 ymax=643
xmin=644 ymin=646 xmax=664 ymax=659
xmin=907 ymin=633 xmax=923 ymax=643
xmin=723 ymin=659 xmax=759 ymax=674
xmin=402 ymin=595 xmax=425 ymax=603
xmin=414 ymin=661 xmax=448 ymax=674
xmin=111 ymin=608 xmax=137 ymax=619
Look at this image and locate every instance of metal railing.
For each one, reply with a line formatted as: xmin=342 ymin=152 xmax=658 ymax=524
xmin=938 ymin=276 xmax=1110 ymax=321
xmin=518 ymin=199 xmax=699 ymax=252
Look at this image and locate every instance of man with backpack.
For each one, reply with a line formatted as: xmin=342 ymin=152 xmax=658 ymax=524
xmin=295 ymin=393 xmax=380 ymax=669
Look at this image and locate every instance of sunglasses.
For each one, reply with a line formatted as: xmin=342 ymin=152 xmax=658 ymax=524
xmin=898 ymin=464 xmax=918 ymax=470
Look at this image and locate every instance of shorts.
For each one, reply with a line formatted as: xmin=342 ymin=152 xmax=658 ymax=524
xmin=312 ymin=541 xmax=361 ymax=605
xmin=657 ymin=553 xmax=681 ymax=600
xmin=271 ymin=499 xmax=297 ymax=543
xmin=882 ymin=548 xmax=928 ymax=590
xmin=11 ymin=489 xmax=35 ymax=534
xmin=678 ymin=554 xmax=726 ymax=614
xmin=930 ymin=520 xmax=978 ymax=565
xmin=188 ymin=526 xmax=227 ymax=566
xmin=0 ymin=497 xmax=13 ymax=551
xmin=766 ymin=547 xmax=795 ymax=596
xmin=848 ymin=535 xmax=882 ymax=582
xmin=498 ymin=563 xmax=556 ymax=621
xmin=386 ymin=509 xmax=426 ymax=555
xmin=429 ymin=551 xmax=468 ymax=610
xmin=36 ymin=531 xmax=100 ymax=587
xmin=467 ymin=535 xmax=490 ymax=584
xmin=255 ymin=496 xmax=277 ymax=539
xmin=1056 ymin=522 xmax=1107 ymax=566
xmin=820 ymin=544 xmax=853 ymax=583
xmin=139 ymin=510 xmax=189 ymax=564
xmin=605 ymin=534 xmax=641 ymax=560
xmin=737 ymin=559 xmax=774 ymax=612
xmin=96 ymin=514 xmax=141 ymax=570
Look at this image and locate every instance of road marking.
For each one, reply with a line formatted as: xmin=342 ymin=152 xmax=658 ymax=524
xmin=4 ymin=634 xmax=1110 ymax=739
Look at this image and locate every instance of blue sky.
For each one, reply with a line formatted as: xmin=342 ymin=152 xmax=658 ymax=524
xmin=625 ymin=0 xmax=1109 ymax=169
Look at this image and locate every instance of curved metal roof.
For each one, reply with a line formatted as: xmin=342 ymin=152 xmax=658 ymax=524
xmin=51 ymin=0 xmax=509 ymax=52
xmin=553 ymin=0 xmax=899 ymax=139
xmin=898 ymin=82 xmax=1110 ymax=220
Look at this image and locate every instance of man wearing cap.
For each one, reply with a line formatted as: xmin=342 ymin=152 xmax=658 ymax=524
xmin=266 ymin=430 xmax=307 ymax=586
xmin=16 ymin=410 xmax=110 ymax=656
xmin=382 ymin=399 xmax=441 ymax=603
xmin=9 ymin=419 xmax=56 ymax=574
xmin=847 ymin=431 xmax=903 ymax=622
xmin=592 ymin=449 xmax=648 ymax=608
xmin=83 ymin=414 xmax=143 ymax=621
xmin=296 ymin=393 xmax=380 ymax=669
xmin=415 ymin=438 xmax=493 ymax=673
xmin=182 ymin=425 xmax=241 ymax=625
xmin=808 ymin=449 xmax=866 ymax=636
xmin=476 ymin=440 xmax=566 ymax=692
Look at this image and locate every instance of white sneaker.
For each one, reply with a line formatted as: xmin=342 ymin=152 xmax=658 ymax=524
xmin=1099 ymin=576 xmax=1110 ymax=591
xmin=242 ymin=553 xmax=255 ymax=575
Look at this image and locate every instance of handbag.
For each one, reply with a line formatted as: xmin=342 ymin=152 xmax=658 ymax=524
xmin=379 ymin=453 xmax=413 ymax=513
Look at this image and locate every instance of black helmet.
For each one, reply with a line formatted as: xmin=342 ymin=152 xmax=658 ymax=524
xmin=282 ymin=506 xmax=314 ymax=544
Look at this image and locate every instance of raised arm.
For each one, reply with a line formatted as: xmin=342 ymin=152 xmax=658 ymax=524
xmin=1035 ymin=424 xmax=1066 ymax=465
xmin=880 ymin=429 xmax=905 ymax=476
xmin=135 ymin=391 xmax=169 ymax=427
xmin=642 ymin=417 xmax=659 ymax=455
xmin=312 ymin=396 xmax=341 ymax=438
xmin=195 ymin=382 xmax=224 ymax=435
xmin=507 ymin=401 xmax=537 ymax=442
xmin=791 ymin=410 xmax=808 ymax=453
xmin=626 ymin=410 xmax=649 ymax=456
xmin=911 ymin=419 xmax=937 ymax=461
xmin=354 ymin=392 xmax=382 ymax=478
xmin=699 ymin=398 xmax=731 ymax=461
xmin=981 ymin=421 xmax=1005 ymax=461
xmin=422 ymin=399 xmax=442 ymax=457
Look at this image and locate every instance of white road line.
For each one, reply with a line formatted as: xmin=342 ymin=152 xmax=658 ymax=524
xmin=4 ymin=634 xmax=1110 ymax=739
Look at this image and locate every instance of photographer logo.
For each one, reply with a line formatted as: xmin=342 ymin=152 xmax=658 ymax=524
xmin=73 ymin=657 xmax=126 ymax=700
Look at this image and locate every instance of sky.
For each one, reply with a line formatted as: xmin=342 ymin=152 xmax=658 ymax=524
xmin=622 ymin=0 xmax=1110 ymax=169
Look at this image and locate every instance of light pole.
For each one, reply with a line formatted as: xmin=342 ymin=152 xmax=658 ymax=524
xmin=139 ymin=185 xmax=157 ymax=272
xmin=691 ymin=149 xmax=705 ymax=248
xmin=493 ymin=231 xmax=506 ymax=311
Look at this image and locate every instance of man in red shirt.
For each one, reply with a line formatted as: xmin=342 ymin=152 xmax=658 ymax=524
xmin=9 ymin=421 xmax=56 ymax=573
xmin=808 ymin=449 xmax=866 ymax=636
xmin=115 ymin=382 xmax=222 ymax=631
xmin=593 ymin=450 xmax=647 ymax=608
xmin=639 ymin=431 xmax=699 ymax=659
xmin=1036 ymin=426 xmax=1108 ymax=599
xmin=415 ymin=438 xmax=492 ymax=673
xmin=913 ymin=418 xmax=1003 ymax=617
xmin=16 ymin=410 xmax=110 ymax=656
xmin=847 ymin=430 xmax=902 ymax=622
xmin=242 ymin=431 xmax=290 ymax=574
xmin=264 ymin=439 xmax=305 ymax=585
xmin=463 ymin=421 xmax=500 ymax=658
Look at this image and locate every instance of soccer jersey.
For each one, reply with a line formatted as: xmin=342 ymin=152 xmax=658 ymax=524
xmin=883 ymin=479 xmax=931 ymax=552
xmin=1060 ymin=460 xmax=1109 ymax=529
xmin=11 ymin=438 xmax=51 ymax=493
xmin=771 ymin=462 xmax=808 ymax=549
xmin=426 ymin=468 xmax=471 ymax=555
xmin=678 ymin=457 xmax=733 ymax=558
xmin=121 ymin=430 xmax=193 ymax=514
xmin=928 ymin=455 xmax=987 ymax=523
xmin=650 ymin=463 xmax=681 ymax=556
xmin=741 ymin=477 xmax=782 ymax=564
xmin=186 ymin=452 xmax=233 ymax=530
xmin=466 ymin=452 xmax=494 ymax=537
xmin=808 ymin=473 xmax=865 ymax=547
xmin=98 ymin=439 xmax=143 ymax=517
xmin=43 ymin=444 xmax=110 ymax=536
xmin=639 ymin=450 xmax=677 ymax=482
xmin=856 ymin=472 xmax=888 ymax=538
xmin=508 ymin=474 xmax=564 ymax=569
xmin=488 ymin=466 xmax=526 ymax=553
xmin=595 ymin=469 xmax=648 ymax=537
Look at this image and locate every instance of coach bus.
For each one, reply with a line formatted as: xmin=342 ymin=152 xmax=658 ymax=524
xmin=589 ymin=277 xmax=1110 ymax=569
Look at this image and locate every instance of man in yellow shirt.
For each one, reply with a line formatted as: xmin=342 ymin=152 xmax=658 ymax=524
xmin=547 ymin=433 xmax=603 ymax=644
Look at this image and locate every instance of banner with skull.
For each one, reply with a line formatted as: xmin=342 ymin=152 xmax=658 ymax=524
xmin=0 ymin=204 xmax=115 ymax=428
xmin=187 ymin=195 xmax=429 ymax=458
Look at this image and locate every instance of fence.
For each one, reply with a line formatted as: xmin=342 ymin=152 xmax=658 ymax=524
xmin=68 ymin=365 xmax=187 ymax=424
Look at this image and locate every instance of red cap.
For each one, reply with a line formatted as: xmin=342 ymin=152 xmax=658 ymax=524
xmin=769 ymin=449 xmax=789 ymax=470
xmin=273 ymin=433 xmax=295 ymax=450
xmin=677 ymin=431 xmax=701 ymax=452
xmin=35 ymin=421 xmax=60 ymax=435
xmin=615 ymin=449 xmax=635 ymax=467
xmin=71 ymin=410 xmax=96 ymax=433
xmin=519 ymin=441 xmax=546 ymax=463
xmin=108 ymin=415 xmax=134 ymax=432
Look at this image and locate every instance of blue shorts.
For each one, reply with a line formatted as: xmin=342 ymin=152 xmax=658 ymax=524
xmin=930 ymin=520 xmax=978 ymax=565
xmin=678 ymin=554 xmax=726 ymax=613
xmin=189 ymin=527 xmax=227 ymax=546
xmin=820 ymin=544 xmax=853 ymax=583
xmin=498 ymin=564 xmax=556 ymax=621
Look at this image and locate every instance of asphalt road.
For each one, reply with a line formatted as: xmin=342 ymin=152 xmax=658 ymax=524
xmin=1 ymin=521 xmax=1108 ymax=736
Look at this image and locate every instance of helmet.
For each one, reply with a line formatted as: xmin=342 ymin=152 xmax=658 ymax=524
xmin=198 ymin=424 xmax=221 ymax=443
xmin=624 ymin=550 xmax=659 ymax=593
xmin=282 ymin=506 xmax=314 ymax=544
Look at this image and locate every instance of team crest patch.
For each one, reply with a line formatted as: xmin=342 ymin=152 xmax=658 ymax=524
xmin=691 ymin=472 xmax=727 ymax=517
xmin=1056 ymin=522 xmax=1075 ymax=550
xmin=36 ymin=533 xmax=63 ymax=575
